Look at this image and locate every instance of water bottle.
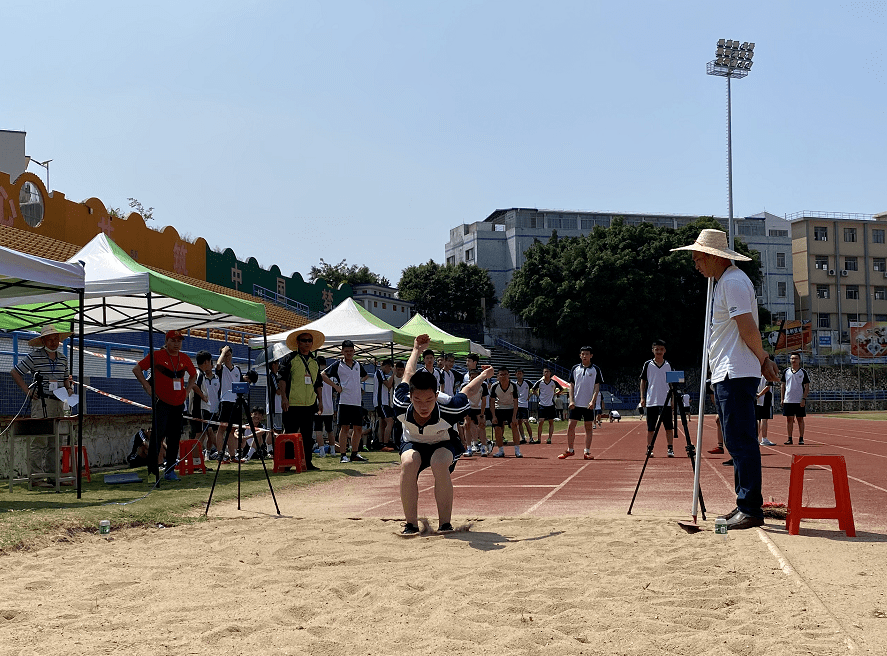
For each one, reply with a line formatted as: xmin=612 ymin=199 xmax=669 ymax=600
xmin=714 ymin=518 xmax=727 ymax=538
xmin=99 ymin=520 xmax=110 ymax=536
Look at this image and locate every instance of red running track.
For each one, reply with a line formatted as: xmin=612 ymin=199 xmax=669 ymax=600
xmin=346 ymin=416 xmax=887 ymax=532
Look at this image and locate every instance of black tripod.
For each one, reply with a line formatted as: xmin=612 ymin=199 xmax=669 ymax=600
xmin=28 ymin=372 xmax=49 ymax=418
xmin=628 ymin=382 xmax=707 ymax=519
xmin=205 ymin=390 xmax=280 ymax=516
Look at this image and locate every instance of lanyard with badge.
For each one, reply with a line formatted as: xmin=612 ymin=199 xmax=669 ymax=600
xmin=300 ymin=354 xmax=314 ymax=386
xmin=171 ymin=353 xmax=183 ymax=391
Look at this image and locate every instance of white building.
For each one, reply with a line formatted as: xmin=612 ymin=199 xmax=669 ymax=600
xmin=351 ymin=283 xmax=414 ymax=327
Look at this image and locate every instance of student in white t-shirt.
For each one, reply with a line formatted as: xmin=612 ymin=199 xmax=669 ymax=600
xmin=639 ymin=339 xmax=676 ymax=458
xmin=781 ymin=352 xmax=810 ymax=445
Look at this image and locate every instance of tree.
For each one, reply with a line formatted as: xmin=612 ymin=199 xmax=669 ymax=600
xmin=128 ymin=198 xmax=154 ymax=222
xmin=397 ymin=261 xmax=496 ymax=323
xmin=501 ymin=218 xmax=762 ymax=369
xmin=309 ymin=258 xmax=390 ymax=288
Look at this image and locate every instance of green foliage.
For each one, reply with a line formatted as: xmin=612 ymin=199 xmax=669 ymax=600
xmin=501 ymin=218 xmax=763 ymax=369
xmin=309 ymin=258 xmax=390 ymax=288
xmin=397 ymin=260 xmax=496 ymax=323
xmin=128 ymin=198 xmax=154 ymax=222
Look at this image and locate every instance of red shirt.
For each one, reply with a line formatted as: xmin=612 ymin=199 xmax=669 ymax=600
xmin=138 ymin=349 xmax=196 ymax=406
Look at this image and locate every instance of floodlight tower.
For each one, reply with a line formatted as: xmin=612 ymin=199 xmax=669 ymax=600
xmin=707 ymin=39 xmax=754 ymax=251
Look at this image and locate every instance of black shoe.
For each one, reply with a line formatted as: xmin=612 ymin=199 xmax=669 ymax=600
xmin=722 ymin=459 xmax=734 ymax=466
xmin=438 ymin=523 xmax=454 ymax=533
xmin=717 ymin=507 xmax=741 ymax=521
xmin=784 ymin=439 xmax=793 ymax=445
xmin=350 ymin=453 xmax=369 ymax=462
xmin=306 ymin=464 xmax=320 ymax=471
xmin=520 ymin=438 xmax=527 ymax=444
xmin=401 ymin=523 xmax=419 ymax=536
xmin=725 ymin=512 xmax=765 ymax=530
xmin=798 ymin=438 xmax=805 ymax=445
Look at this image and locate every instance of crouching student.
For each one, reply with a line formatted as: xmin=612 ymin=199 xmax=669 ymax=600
xmin=394 ymin=334 xmax=495 ymax=536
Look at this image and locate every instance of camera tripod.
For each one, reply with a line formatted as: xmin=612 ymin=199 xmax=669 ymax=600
xmin=628 ymin=382 xmax=707 ymax=519
xmin=205 ymin=391 xmax=280 ymax=516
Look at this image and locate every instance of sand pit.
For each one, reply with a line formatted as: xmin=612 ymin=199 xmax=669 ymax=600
xmin=2 ymin=477 xmax=884 ymax=656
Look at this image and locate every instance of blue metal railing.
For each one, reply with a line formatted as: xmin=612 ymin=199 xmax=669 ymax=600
xmin=493 ymin=338 xmax=570 ymax=378
xmin=253 ymin=284 xmax=310 ymax=317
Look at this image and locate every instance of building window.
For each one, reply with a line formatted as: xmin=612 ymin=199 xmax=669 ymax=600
xmin=494 ymin=224 xmax=505 ymax=232
xmin=846 ymin=285 xmax=859 ymax=300
xmin=465 ymin=248 xmax=474 ymax=262
xmin=382 ymin=303 xmax=386 ymax=310
xmin=773 ymin=312 xmax=787 ymax=323
xmin=873 ymin=229 xmax=886 ymax=244
xmin=875 ymin=287 xmax=887 ymax=301
xmin=818 ymin=313 xmax=831 ymax=328
xmin=874 ymin=258 xmax=886 ymax=273
xmin=847 ymin=313 xmax=862 ymax=324
xmin=814 ymin=226 xmax=828 ymax=241
xmin=392 ymin=304 xmax=397 ymax=311
xmin=876 ymin=314 xmax=887 ymax=322
xmin=844 ymin=227 xmax=857 ymax=242
xmin=769 ymin=229 xmax=788 ymax=237
xmin=580 ymin=218 xmax=595 ymax=230
xmin=374 ymin=301 xmax=377 ymax=307
xmin=402 ymin=306 xmax=405 ymax=312
xmin=844 ymin=257 xmax=858 ymax=272
xmin=754 ymin=282 xmax=763 ymax=297
xmin=446 ymin=256 xmax=455 ymax=266
xmin=277 ymin=277 xmax=286 ymax=296
xmin=776 ymin=252 xmax=786 ymax=268
xmin=815 ymin=255 xmax=829 ymax=270
xmin=777 ymin=281 xmax=787 ymax=297
xmin=816 ymin=284 xmax=830 ymax=299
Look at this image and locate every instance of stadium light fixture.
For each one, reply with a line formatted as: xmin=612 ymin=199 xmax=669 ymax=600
xmin=706 ymin=39 xmax=756 ymax=253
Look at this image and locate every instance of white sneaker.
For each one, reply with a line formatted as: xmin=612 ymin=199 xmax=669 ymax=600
xmin=492 ymin=450 xmax=505 ymax=458
xmin=340 ymin=455 xmax=350 ymax=463
xmin=463 ymin=448 xmax=472 ymax=457
xmin=480 ymin=445 xmax=488 ymax=457
xmin=760 ymin=438 xmax=776 ymax=446
xmin=514 ymin=448 xmax=522 ymax=458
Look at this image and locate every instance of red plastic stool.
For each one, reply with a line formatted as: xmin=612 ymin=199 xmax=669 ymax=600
xmin=786 ymin=454 xmax=855 ymax=537
xmin=60 ymin=445 xmax=91 ymax=482
xmin=176 ymin=439 xmax=207 ymax=475
xmin=273 ymin=433 xmax=306 ymax=473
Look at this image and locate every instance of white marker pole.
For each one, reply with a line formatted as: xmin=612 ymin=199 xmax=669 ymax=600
xmin=691 ymin=276 xmax=715 ymax=522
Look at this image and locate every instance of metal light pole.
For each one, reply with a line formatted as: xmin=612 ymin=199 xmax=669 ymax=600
xmin=28 ymin=157 xmax=52 ymax=191
xmin=707 ymin=40 xmax=754 ymax=250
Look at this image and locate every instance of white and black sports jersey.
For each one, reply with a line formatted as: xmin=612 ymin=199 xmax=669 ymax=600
xmin=439 ymin=369 xmax=465 ymax=396
xmin=325 ymin=360 xmax=367 ymax=406
xmin=782 ymin=367 xmax=810 ymax=404
xmin=514 ymin=380 xmax=530 ymax=408
xmin=489 ymin=381 xmax=518 ymax=409
xmin=217 ymin=363 xmax=243 ymax=403
xmin=640 ymin=359 xmax=672 ymax=407
xmin=393 ymin=382 xmax=470 ymax=444
xmin=533 ymin=378 xmax=564 ymax=407
xmin=374 ymin=369 xmax=391 ymax=407
xmin=569 ymin=363 xmax=603 ymax=407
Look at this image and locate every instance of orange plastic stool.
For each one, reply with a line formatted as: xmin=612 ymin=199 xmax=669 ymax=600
xmin=176 ymin=439 xmax=207 ymax=475
xmin=273 ymin=433 xmax=306 ymax=473
xmin=786 ymin=454 xmax=855 ymax=537
xmin=60 ymin=445 xmax=91 ymax=482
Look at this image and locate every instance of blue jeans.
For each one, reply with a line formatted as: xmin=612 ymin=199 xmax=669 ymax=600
xmin=713 ymin=376 xmax=763 ymax=518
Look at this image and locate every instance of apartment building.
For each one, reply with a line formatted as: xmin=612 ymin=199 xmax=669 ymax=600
xmin=791 ymin=211 xmax=887 ymax=354
xmin=734 ymin=211 xmax=795 ymax=323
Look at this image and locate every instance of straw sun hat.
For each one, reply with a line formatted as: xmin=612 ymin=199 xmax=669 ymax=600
xmin=285 ymin=329 xmax=325 ymax=352
xmin=28 ymin=324 xmax=73 ymax=347
xmin=671 ymin=228 xmax=750 ymax=262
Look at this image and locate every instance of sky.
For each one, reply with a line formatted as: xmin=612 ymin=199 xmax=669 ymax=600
xmin=3 ymin=1 xmax=886 ymax=286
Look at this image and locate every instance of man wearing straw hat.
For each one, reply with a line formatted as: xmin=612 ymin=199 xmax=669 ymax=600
xmin=10 ymin=325 xmax=75 ymax=486
xmin=277 ymin=328 xmax=325 ymax=471
xmin=673 ymin=229 xmax=780 ymax=530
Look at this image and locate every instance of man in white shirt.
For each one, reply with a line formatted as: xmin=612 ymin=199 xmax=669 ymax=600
xmin=322 ymin=340 xmax=369 ymax=463
xmin=558 ymin=346 xmax=603 ymax=460
xmin=531 ymin=367 xmax=563 ymax=444
xmin=639 ymin=339 xmax=675 ymax=458
xmin=781 ymin=352 xmax=810 ymax=445
xmin=513 ymin=369 xmax=533 ymax=444
xmin=673 ymin=229 xmax=780 ymax=530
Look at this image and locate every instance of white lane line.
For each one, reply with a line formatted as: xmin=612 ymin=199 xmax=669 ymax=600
xmin=522 ymin=463 xmax=591 ymax=515
xmin=358 ymin=462 xmax=499 ymax=513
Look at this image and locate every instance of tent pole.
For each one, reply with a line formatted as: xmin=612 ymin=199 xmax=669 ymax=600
xmin=147 ymin=293 xmax=160 ymax=483
xmin=76 ymin=289 xmax=85 ymax=499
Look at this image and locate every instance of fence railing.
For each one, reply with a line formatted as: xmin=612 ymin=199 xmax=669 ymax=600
xmin=253 ymin=284 xmax=310 ymax=317
xmin=493 ymin=338 xmax=570 ymax=378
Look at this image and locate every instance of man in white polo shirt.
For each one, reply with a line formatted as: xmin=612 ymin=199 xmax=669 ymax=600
xmin=781 ymin=351 xmax=810 ymax=445
xmin=322 ymin=340 xmax=369 ymax=463
xmin=558 ymin=346 xmax=602 ymax=460
xmin=639 ymin=339 xmax=675 ymax=458
xmin=672 ymin=229 xmax=780 ymax=530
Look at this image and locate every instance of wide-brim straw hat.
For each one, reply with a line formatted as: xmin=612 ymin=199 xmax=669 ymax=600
xmin=28 ymin=324 xmax=73 ymax=347
xmin=671 ymin=228 xmax=751 ymax=262
xmin=285 ymin=328 xmax=325 ymax=352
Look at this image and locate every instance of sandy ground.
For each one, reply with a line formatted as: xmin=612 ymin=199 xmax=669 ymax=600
xmin=1 ymin=475 xmax=885 ymax=655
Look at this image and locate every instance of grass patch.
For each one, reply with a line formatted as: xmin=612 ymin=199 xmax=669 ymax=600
xmin=0 ymin=453 xmax=399 ymax=554
xmin=820 ymin=411 xmax=887 ymax=421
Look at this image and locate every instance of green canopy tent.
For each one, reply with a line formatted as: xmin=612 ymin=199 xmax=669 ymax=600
xmin=397 ymin=314 xmax=491 ymax=357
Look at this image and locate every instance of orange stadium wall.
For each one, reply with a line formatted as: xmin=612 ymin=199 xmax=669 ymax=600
xmin=0 ymin=171 xmax=206 ymax=278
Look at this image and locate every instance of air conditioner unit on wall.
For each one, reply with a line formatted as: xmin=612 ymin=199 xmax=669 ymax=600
xmin=827 ymin=269 xmax=836 ymax=276
xmin=840 ymin=270 xmax=849 ymax=277
xmin=883 ymin=271 xmax=887 ymax=278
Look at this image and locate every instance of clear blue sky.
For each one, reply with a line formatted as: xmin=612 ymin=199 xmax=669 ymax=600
xmin=4 ymin=1 xmax=886 ymax=286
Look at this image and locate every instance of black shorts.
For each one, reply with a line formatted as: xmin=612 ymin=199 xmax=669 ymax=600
xmin=338 ymin=403 xmax=363 ymax=427
xmin=645 ymin=405 xmax=674 ymax=432
xmin=517 ymin=407 xmax=529 ymax=420
xmin=755 ymin=404 xmax=773 ymax=420
xmin=467 ymin=408 xmax=481 ymax=422
xmin=484 ymin=408 xmax=493 ymax=422
xmin=219 ymin=401 xmax=242 ymax=426
xmin=783 ymin=403 xmax=806 ymax=418
xmin=376 ymin=405 xmax=394 ymax=419
xmin=400 ymin=436 xmax=463 ymax=476
xmin=493 ymin=408 xmax=515 ymax=426
xmin=538 ymin=404 xmax=557 ymax=420
xmin=569 ymin=407 xmax=596 ymax=422
xmin=314 ymin=414 xmax=333 ymax=432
